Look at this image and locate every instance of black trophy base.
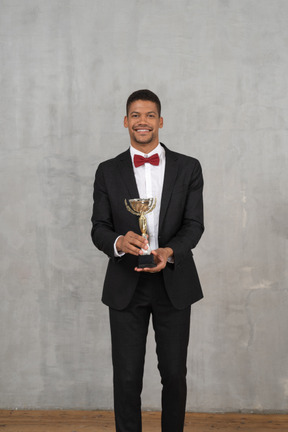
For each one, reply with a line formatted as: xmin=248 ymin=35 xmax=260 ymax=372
xmin=138 ymin=254 xmax=156 ymax=268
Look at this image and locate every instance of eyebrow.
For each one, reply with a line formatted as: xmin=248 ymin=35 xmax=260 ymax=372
xmin=130 ymin=111 xmax=157 ymax=115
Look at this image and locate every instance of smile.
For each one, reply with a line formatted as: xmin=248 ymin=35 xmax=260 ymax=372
xmin=135 ymin=129 xmax=151 ymax=132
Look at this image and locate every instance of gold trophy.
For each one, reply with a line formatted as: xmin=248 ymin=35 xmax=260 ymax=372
xmin=124 ymin=198 xmax=157 ymax=268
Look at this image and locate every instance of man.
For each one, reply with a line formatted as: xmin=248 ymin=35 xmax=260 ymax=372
xmin=91 ymin=89 xmax=204 ymax=432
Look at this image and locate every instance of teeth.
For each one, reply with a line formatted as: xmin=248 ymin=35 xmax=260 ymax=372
xmin=137 ymin=129 xmax=149 ymax=132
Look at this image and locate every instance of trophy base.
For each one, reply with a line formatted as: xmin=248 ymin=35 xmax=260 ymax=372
xmin=138 ymin=254 xmax=156 ymax=268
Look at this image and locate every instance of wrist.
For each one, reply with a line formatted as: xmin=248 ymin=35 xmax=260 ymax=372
xmin=164 ymin=247 xmax=173 ymax=259
xmin=116 ymin=235 xmax=124 ymax=252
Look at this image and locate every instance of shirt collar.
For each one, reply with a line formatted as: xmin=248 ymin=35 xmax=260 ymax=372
xmin=130 ymin=143 xmax=165 ymax=160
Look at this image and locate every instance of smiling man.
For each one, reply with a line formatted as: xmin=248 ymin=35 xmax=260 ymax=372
xmin=91 ymin=89 xmax=204 ymax=432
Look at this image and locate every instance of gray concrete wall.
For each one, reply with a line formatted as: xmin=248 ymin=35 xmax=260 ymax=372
xmin=0 ymin=0 xmax=287 ymax=412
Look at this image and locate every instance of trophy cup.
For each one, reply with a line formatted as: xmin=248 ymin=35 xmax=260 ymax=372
xmin=124 ymin=198 xmax=157 ymax=268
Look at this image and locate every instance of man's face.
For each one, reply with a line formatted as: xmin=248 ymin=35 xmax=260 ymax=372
xmin=124 ymin=100 xmax=163 ymax=151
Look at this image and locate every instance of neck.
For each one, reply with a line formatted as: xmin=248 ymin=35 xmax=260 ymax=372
xmin=131 ymin=141 xmax=159 ymax=154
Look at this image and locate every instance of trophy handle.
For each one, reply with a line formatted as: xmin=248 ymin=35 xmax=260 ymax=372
xmin=143 ymin=198 xmax=157 ymax=215
xmin=124 ymin=199 xmax=139 ymax=216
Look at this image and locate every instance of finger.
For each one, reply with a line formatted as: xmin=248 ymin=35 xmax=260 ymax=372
xmin=134 ymin=266 xmax=154 ymax=272
xmin=123 ymin=242 xmax=144 ymax=255
xmin=151 ymin=250 xmax=167 ymax=264
xmin=134 ymin=267 xmax=155 ymax=272
xmin=127 ymin=231 xmax=147 ymax=242
xmin=124 ymin=243 xmax=148 ymax=255
xmin=122 ymin=236 xmax=148 ymax=255
xmin=126 ymin=233 xmax=148 ymax=249
xmin=125 ymin=247 xmax=140 ymax=256
xmin=134 ymin=262 xmax=164 ymax=273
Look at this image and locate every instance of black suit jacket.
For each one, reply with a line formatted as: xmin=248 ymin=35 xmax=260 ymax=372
xmin=91 ymin=143 xmax=204 ymax=310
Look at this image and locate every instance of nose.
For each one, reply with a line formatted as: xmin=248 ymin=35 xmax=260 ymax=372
xmin=139 ymin=113 xmax=151 ymax=122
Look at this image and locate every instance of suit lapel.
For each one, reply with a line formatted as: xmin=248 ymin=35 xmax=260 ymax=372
xmin=159 ymin=144 xmax=179 ymax=231
xmin=117 ymin=149 xmax=139 ymax=199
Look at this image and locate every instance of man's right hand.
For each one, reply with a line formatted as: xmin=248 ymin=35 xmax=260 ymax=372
xmin=116 ymin=231 xmax=148 ymax=256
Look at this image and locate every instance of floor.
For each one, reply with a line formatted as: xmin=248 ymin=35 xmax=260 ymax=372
xmin=0 ymin=410 xmax=287 ymax=431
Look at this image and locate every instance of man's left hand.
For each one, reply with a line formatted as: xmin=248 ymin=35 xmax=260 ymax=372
xmin=134 ymin=247 xmax=173 ymax=273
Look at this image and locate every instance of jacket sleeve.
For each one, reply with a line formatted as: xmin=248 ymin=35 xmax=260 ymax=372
xmin=91 ymin=163 xmax=121 ymax=260
xmin=164 ymin=159 xmax=204 ymax=268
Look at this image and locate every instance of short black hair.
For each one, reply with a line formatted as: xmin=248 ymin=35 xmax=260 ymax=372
xmin=126 ymin=89 xmax=161 ymax=116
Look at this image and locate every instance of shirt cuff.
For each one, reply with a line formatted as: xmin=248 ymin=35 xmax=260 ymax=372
xmin=114 ymin=235 xmax=125 ymax=257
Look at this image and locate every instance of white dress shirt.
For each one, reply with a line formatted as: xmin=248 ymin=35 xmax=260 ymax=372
xmin=114 ymin=143 xmax=165 ymax=256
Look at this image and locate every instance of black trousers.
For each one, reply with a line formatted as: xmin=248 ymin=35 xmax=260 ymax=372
xmin=109 ymin=272 xmax=191 ymax=432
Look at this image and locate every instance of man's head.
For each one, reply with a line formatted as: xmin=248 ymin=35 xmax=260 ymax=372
xmin=124 ymin=90 xmax=163 ymax=153
xmin=126 ymin=89 xmax=161 ymax=117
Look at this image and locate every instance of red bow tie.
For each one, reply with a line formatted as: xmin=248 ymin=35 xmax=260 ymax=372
xmin=134 ymin=153 xmax=160 ymax=168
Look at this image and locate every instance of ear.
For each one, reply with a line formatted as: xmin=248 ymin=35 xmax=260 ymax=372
xmin=159 ymin=117 xmax=164 ymax=128
xmin=124 ymin=116 xmax=128 ymax=128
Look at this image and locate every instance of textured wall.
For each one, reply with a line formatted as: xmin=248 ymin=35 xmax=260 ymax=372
xmin=0 ymin=0 xmax=287 ymax=412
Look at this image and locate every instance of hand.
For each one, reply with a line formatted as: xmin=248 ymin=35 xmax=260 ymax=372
xmin=134 ymin=247 xmax=173 ymax=273
xmin=116 ymin=231 xmax=148 ymax=256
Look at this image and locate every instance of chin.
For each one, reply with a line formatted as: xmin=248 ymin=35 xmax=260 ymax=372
xmin=135 ymin=137 xmax=154 ymax=145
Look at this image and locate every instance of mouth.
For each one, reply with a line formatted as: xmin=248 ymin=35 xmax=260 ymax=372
xmin=134 ymin=128 xmax=152 ymax=133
